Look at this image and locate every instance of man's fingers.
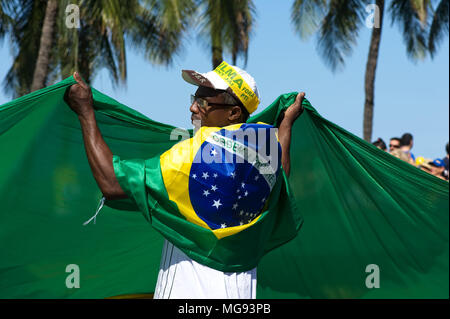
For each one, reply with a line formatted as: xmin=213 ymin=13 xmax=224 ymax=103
xmin=292 ymin=92 xmax=305 ymax=111
xmin=73 ymin=72 xmax=89 ymax=89
xmin=295 ymin=92 xmax=305 ymax=105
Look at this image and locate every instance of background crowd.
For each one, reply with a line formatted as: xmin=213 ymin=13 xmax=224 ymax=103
xmin=372 ymin=134 xmax=449 ymax=181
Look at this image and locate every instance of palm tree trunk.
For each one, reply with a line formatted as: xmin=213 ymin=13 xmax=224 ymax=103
xmin=211 ymin=9 xmax=223 ymax=69
xmin=212 ymin=27 xmax=223 ymax=68
xmin=78 ymin=23 xmax=93 ymax=84
xmin=31 ymin=0 xmax=58 ymax=92
xmin=363 ymin=0 xmax=384 ymax=142
xmin=212 ymin=45 xmax=223 ymax=69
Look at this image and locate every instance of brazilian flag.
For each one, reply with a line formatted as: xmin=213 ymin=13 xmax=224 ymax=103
xmin=111 ymin=122 xmax=301 ymax=272
xmin=0 ymin=76 xmax=447 ymax=298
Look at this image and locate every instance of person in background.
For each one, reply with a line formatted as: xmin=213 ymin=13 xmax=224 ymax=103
xmin=372 ymin=138 xmax=387 ymax=151
xmin=389 ymin=137 xmax=401 ymax=152
xmin=400 ymin=133 xmax=415 ymax=165
xmin=443 ymin=142 xmax=449 ymax=180
xmin=420 ymin=159 xmax=447 ymax=181
xmin=390 ymin=148 xmax=412 ymax=163
xmin=430 ymin=159 xmax=447 ymax=180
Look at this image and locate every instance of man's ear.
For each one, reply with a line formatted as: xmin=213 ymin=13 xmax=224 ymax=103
xmin=228 ymin=106 xmax=243 ymax=123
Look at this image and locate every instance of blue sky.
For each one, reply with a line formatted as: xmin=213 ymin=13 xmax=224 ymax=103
xmin=0 ymin=1 xmax=448 ymax=159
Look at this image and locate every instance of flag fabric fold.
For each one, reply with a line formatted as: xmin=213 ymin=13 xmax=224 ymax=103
xmin=0 ymin=77 xmax=448 ymax=298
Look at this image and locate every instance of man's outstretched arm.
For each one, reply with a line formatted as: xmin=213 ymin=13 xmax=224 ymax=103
xmin=277 ymin=92 xmax=305 ymax=177
xmin=65 ymin=72 xmax=127 ymax=200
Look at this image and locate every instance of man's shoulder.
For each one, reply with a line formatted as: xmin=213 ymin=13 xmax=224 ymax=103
xmin=219 ymin=123 xmax=278 ymax=143
xmin=236 ymin=122 xmax=274 ymax=129
xmin=219 ymin=122 xmax=275 ymax=133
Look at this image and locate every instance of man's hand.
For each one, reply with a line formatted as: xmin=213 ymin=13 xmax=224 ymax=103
xmin=281 ymin=92 xmax=305 ymax=126
xmin=64 ymin=72 xmax=127 ymax=200
xmin=278 ymin=92 xmax=306 ymax=177
xmin=64 ymin=72 xmax=94 ymax=118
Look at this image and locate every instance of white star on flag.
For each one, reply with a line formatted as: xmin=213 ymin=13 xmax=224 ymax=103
xmin=202 ymin=172 xmax=209 ymax=179
xmin=244 ymin=191 xmax=248 ymax=196
xmin=241 ymin=182 xmax=246 ymax=188
xmin=239 ymin=210 xmax=244 ymax=216
xmin=254 ymin=175 xmax=259 ymax=181
xmin=211 ymin=185 xmax=218 ymax=191
xmin=192 ymin=174 xmax=197 ymax=179
xmin=232 ymin=203 xmax=238 ymax=210
xmin=203 ymin=190 xmax=210 ymax=197
xmin=212 ymin=199 xmax=222 ymax=209
xmin=211 ymin=149 xmax=218 ymax=156
xmin=213 ymin=173 xmax=218 ymax=178
xmin=221 ymin=223 xmax=227 ymax=228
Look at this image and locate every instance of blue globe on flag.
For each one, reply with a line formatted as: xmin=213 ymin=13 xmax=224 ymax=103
xmin=188 ymin=124 xmax=281 ymax=230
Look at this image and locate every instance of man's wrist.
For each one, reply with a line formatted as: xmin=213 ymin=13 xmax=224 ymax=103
xmin=78 ymin=109 xmax=96 ymax=124
xmin=279 ymin=118 xmax=294 ymax=130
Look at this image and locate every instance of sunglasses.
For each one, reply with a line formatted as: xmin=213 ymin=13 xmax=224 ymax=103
xmin=389 ymin=144 xmax=400 ymax=148
xmin=191 ymin=95 xmax=236 ymax=109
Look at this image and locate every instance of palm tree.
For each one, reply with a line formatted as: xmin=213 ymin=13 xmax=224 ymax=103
xmin=197 ymin=0 xmax=256 ymax=68
xmin=55 ymin=0 xmax=138 ymax=86
xmin=364 ymin=0 xmax=384 ymax=143
xmin=3 ymin=0 xmax=196 ymax=97
xmin=30 ymin=0 xmax=58 ymax=92
xmin=3 ymin=0 xmax=46 ymax=97
xmin=128 ymin=0 xmax=197 ymax=68
xmin=291 ymin=0 xmax=447 ymax=142
xmin=57 ymin=0 xmax=196 ymax=85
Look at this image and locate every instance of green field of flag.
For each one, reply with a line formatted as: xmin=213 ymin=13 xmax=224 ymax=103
xmin=0 ymin=77 xmax=448 ymax=298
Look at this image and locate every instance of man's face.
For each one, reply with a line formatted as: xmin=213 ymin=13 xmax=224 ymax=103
xmin=421 ymin=163 xmax=444 ymax=177
xmin=190 ymin=87 xmax=239 ymax=128
xmin=430 ymin=165 xmax=444 ymax=176
xmin=389 ymin=139 xmax=401 ymax=152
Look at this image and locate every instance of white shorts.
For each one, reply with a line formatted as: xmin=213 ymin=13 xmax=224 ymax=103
xmin=153 ymin=240 xmax=257 ymax=299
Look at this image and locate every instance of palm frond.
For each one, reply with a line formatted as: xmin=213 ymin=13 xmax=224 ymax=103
xmin=196 ymin=0 xmax=255 ymax=68
xmin=3 ymin=0 xmax=45 ymax=97
xmin=0 ymin=0 xmax=15 ymax=41
xmin=129 ymin=0 xmax=196 ymax=66
xmin=228 ymin=0 xmax=255 ymax=66
xmin=291 ymin=0 xmax=329 ymax=39
xmin=317 ymin=0 xmax=367 ymax=72
xmin=389 ymin=0 xmax=430 ymax=60
xmin=428 ymin=0 xmax=449 ymax=57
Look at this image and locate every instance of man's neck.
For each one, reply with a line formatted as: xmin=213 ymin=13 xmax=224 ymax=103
xmin=400 ymin=146 xmax=410 ymax=152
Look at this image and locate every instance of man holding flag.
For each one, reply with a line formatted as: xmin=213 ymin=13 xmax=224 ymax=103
xmin=65 ymin=62 xmax=305 ymax=299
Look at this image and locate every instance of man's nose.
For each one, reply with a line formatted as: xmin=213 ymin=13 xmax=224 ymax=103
xmin=190 ymin=101 xmax=199 ymax=113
